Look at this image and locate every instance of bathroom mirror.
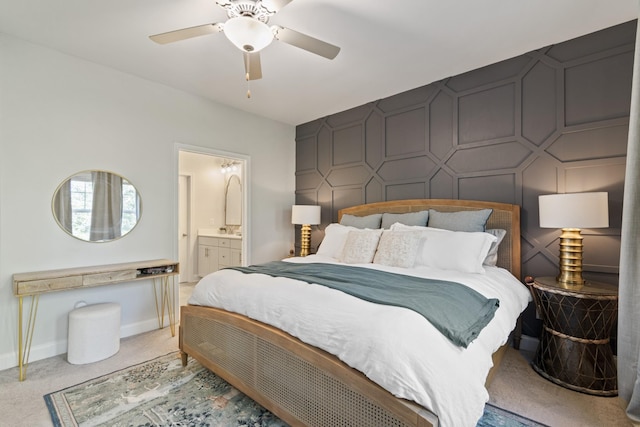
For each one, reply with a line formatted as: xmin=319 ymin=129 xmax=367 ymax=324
xmin=225 ymin=174 xmax=242 ymax=226
xmin=52 ymin=170 xmax=142 ymax=242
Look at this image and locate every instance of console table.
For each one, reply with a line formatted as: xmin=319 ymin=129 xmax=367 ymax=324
xmin=13 ymin=259 xmax=179 ymax=381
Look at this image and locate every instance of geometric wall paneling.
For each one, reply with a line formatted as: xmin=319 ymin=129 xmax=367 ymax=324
xmin=377 ymin=84 xmax=437 ymax=113
xmin=326 ymin=165 xmax=371 ymax=187
xmin=546 ymin=122 xmax=630 ymax=162
xmin=458 ymin=83 xmax=517 ymax=144
xmin=458 ymin=174 xmax=517 ymax=205
xmin=325 ymin=104 xmax=371 ymax=128
xmin=377 ymin=156 xmax=436 ymax=182
xmin=385 ymin=108 xmax=427 ymax=155
xmin=429 ymin=90 xmax=455 ymax=159
xmin=386 ymin=181 xmax=428 ymax=201
xmin=332 ymin=187 xmax=364 ymax=218
xmin=318 ymin=183 xmax=333 ymax=221
xmin=522 ymin=61 xmax=557 ymax=146
xmin=446 ymin=141 xmax=531 ymax=173
xmin=333 ymin=124 xmax=363 ymax=165
xmin=564 ymin=160 xmax=627 ymax=227
xmin=430 ymin=169 xmax=454 ymax=200
xmin=521 ymin=156 xmax=558 ymax=227
xmin=582 ymin=233 xmax=622 ymax=274
xmin=546 ymin=20 xmax=637 ymax=62
xmin=564 ymin=160 xmax=626 ymax=194
xmin=295 ymin=170 xmax=323 ymax=191
xmin=564 ymin=51 xmax=634 ymax=126
xmin=295 ymin=118 xmax=322 ymax=138
xmin=295 ymin=20 xmax=636 ymax=312
xmin=296 ymin=135 xmax=316 ymax=172
xmin=365 ymin=111 xmax=384 ymax=168
xmin=445 ymin=55 xmax=532 ymax=93
xmin=365 ymin=177 xmax=384 ymax=205
xmin=317 ymin=126 xmax=332 ymax=175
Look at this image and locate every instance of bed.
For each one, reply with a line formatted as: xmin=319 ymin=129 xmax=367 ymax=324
xmin=179 ymin=199 xmax=530 ymax=427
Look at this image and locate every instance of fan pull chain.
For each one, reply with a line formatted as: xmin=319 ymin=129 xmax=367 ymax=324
xmin=246 ymin=54 xmax=251 ymax=98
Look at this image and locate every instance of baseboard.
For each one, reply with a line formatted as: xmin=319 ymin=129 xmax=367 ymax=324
xmin=518 ymin=334 xmax=539 ymax=354
xmin=0 ymin=316 xmax=171 ymax=371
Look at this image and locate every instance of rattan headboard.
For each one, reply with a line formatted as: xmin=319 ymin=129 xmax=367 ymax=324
xmin=338 ymin=199 xmax=521 ymax=279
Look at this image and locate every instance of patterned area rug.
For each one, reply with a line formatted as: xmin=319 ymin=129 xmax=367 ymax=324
xmin=45 ymin=352 xmax=547 ymax=427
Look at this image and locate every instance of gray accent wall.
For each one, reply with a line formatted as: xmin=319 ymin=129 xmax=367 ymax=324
xmin=296 ymin=21 xmax=634 ymax=291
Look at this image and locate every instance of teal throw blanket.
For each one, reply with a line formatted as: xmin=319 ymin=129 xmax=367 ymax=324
xmin=226 ymin=261 xmax=499 ymax=348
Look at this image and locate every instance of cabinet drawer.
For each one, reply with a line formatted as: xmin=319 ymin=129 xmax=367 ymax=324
xmin=218 ymin=248 xmax=231 ymax=265
xmin=15 ymin=275 xmax=83 ymax=295
xmin=83 ymin=269 xmax=137 ymax=286
xmin=199 ymin=236 xmax=220 ymax=246
xmin=218 ymin=239 xmax=231 ymax=248
xmin=230 ymin=239 xmax=242 ymax=249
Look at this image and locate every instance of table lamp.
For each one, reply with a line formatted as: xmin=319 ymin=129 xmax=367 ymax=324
xmin=291 ymin=205 xmax=321 ymax=257
xmin=538 ymin=192 xmax=609 ymax=287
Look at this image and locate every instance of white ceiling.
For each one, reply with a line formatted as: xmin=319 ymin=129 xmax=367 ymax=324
xmin=0 ymin=0 xmax=637 ymax=126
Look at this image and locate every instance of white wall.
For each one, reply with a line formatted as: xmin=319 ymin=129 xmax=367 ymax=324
xmin=0 ymin=34 xmax=296 ymax=370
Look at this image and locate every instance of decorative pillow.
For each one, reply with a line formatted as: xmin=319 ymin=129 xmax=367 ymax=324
xmin=338 ymin=229 xmax=383 ymax=264
xmin=483 ymin=229 xmax=507 ymax=266
xmin=413 ymin=227 xmax=497 ymax=273
xmin=373 ymin=231 xmax=421 ymax=268
xmin=427 ymin=209 xmax=493 ymax=232
xmin=316 ymin=223 xmax=359 ymax=258
xmin=389 ymin=222 xmax=430 ymax=232
xmin=340 ymin=213 xmax=382 ymax=229
xmin=380 ymin=210 xmax=429 ymax=229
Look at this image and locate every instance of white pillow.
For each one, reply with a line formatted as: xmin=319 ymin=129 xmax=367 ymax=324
xmin=338 ymin=229 xmax=383 ymax=264
xmin=391 ymin=223 xmax=496 ymax=273
xmin=373 ymin=230 xmax=421 ymax=268
xmin=483 ymin=229 xmax=507 ymax=266
xmin=316 ymin=223 xmax=359 ymax=258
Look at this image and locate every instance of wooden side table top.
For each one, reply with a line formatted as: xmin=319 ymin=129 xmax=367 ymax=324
xmin=532 ymin=276 xmax=618 ymax=297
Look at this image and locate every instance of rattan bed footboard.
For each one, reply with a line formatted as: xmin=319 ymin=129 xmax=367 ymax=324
xmin=180 ymin=304 xmax=439 ymax=427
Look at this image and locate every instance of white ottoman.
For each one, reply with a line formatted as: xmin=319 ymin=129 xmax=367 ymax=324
xmin=68 ymin=302 xmax=121 ymax=364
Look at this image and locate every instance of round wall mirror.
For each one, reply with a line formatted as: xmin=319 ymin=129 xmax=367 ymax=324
xmin=225 ymin=174 xmax=242 ymax=226
xmin=52 ymin=170 xmax=142 ymax=242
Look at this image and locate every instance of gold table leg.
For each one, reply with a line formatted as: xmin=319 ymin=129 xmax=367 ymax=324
xmin=152 ymin=276 xmax=176 ymax=337
xmin=17 ymin=295 xmax=40 ymax=381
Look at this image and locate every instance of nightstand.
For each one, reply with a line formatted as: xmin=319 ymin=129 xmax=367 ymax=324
xmin=525 ymin=276 xmax=618 ymax=396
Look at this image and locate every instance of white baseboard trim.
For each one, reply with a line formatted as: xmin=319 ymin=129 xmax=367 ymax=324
xmin=518 ymin=334 xmax=539 ymax=353
xmin=0 ymin=316 xmax=171 ymax=372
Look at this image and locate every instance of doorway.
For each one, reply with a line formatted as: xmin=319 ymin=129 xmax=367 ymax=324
xmin=176 ymin=145 xmax=249 ymax=304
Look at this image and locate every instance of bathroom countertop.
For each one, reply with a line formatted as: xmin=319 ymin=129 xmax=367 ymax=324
xmin=197 ymin=229 xmax=242 ymax=239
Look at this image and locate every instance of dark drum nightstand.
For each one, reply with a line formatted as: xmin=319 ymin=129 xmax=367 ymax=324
xmin=526 ymin=276 xmax=618 ymax=396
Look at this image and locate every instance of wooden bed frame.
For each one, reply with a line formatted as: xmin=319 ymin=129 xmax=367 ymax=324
xmin=180 ymin=199 xmax=522 ymax=427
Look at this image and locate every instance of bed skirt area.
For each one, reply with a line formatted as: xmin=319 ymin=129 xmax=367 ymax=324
xmin=179 ymin=304 xmax=440 ymax=427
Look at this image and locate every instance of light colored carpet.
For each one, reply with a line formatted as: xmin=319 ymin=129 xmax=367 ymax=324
xmin=0 ymin=283 xmax=632 ymax=427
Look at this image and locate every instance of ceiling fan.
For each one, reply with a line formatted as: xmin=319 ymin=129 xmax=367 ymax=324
xmin=150 ymin=0 xmax=340 ymax=87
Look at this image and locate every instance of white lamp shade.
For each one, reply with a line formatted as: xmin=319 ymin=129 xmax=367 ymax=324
xmin=292 ymin=205 xmax=321 ymax=225
xmin=223 ymin=17 xmax=274 ymax=52
xmin=539 ymin=192 xmax=609 ymax=228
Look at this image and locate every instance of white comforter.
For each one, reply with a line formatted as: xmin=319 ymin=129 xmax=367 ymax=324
xmin=188 ymin=255 xmax=531 ymax=427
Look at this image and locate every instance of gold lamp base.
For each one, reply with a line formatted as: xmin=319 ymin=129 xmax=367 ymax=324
xmin=299 ymin=224 xmax=311 ymax=257
xmin=556 ymin=228 xmax=585 ymax=288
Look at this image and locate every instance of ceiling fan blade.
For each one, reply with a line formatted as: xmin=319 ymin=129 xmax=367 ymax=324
xmin=273 ymin=26 xmax=340 ymax=60
xmin=261 ymin=0 xmax=295 ymax=13
xmin=243 ymin=52 xmax=263 ymax=80
xmin=149 ymin=23 xmax=223 ymax=45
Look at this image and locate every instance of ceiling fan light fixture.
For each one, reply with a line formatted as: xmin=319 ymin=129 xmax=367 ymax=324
xmin=223 ymin=16 xmax=273 ymax=53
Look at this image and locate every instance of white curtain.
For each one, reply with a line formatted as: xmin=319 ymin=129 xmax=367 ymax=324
xmin=90 ymin=171 xmax=123 ymax=241
xmin=618 ymin=16 xmax=640 ymax=421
